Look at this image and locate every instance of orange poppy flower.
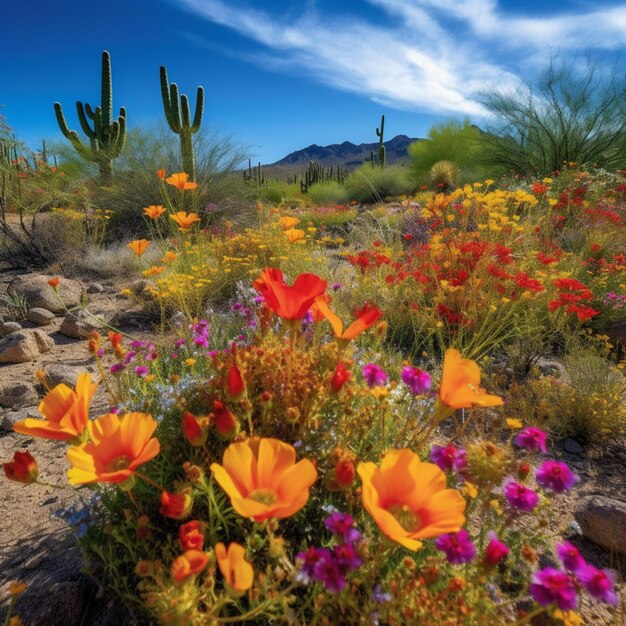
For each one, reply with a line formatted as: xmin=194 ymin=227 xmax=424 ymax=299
xmin=171 ymin=550 xmax=209 ymax=583
xmin=439 ymin=348 xmax=503 ymax=409
xmin=143 ymin=205 xmax=166 ymax=220
xmin=47 ymin=277 xmax=59 ymax=288
xmin=166 ymin=172 xmax=197 ymax=190
xmin=284 ymin=228 xmax=305 ymax=243
xmin=252 ymin=268 xmax=327 ymax=322
xmin=13 ymin=373 xmax=97 ymax=442
xmin=210 ymin=438 xmax=317 ymax=522
xmin=358 ymin=450 xmax=466 ymax=550
xmin=160 ymin=490 xmax=193 ymax=519
xmin=313 ymin=298 xmax=383 ymax=341
xmin=279 ymin=216 xmax=300 ymax=229
xmin=179 ymin=520 xmax=204 ymax=551
xmin=127 ymin=239 xmax=151 ymax=256
xmin=3 ymin=451 xmax=38 ymax=484
xmin=169 ymin=211 xmax=201 ymax=230
xmin=67 ymin=412 xmax=160 ymax=485
xmin=215 ymin=542 xmax=254 ymax=593
xmin=164 ymin=250 xmax=177 ymax=262
xmin=157 ymin=168 xmax=166 ymax=180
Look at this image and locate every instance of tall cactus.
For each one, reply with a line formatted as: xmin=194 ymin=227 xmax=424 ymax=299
xmin=376 ymin=114 xmax=386 ymax=169
xmin=160 ymin=66 xmax=204 ymax=182
xmin=54 ymin=51 xmax=126 ymax=184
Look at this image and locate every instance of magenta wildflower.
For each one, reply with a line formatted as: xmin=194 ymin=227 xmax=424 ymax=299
xmin=110 ymin=363 xmax=126 ymax=374
xmin=513 ymin=427 xmax=548 ymax=453
xmin=535 ymin=461 xmax=579 ymax=493
xmin=313 ymin=549 xmax=346 ymax=593
xmin=401 ymin=366 xmax=432 ymax=395
xmin=529 ymin=568 xmax=578 ymax=610
xmin=483 ymin=533 xmax=510 ymax=567
xmin=556 ymin=541 xmax=586 ymax=572
xmin=174 ymin=338 xmax=186 ymax=349
xmin=577 ymin=565 xmax=618 ymax=605
xmin=430 ymin=444 xmax=467 ymax=472
xmin=332 ymin=283 xmax=341 ymax=291
xmin=434 ymin=529 xmax=476 ymax=564
xmin=362 ymin=363 xmax=388 ymax=388
xmin=134 ymin=365 xmax=149 ymax=377
xmin=504 ymin=481 xmax=539 ymax=512
xmin=333 ymin=543 xmax=362 ymax=571
xmin=324 ymin=512 xmax=361 ymax=544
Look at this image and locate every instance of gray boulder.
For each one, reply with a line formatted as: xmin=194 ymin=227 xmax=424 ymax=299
xmin=574 ymin=495 xmax=626 ymax=554
xmin=27 ymin=307 xmax=56 ymax=325
xmin=8 ymin=274 xmax=84 ymax=314
xmin=0 ymin=329 xmax=54 ymax=363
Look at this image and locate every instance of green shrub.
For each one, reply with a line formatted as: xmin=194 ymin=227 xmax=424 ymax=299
xmin=344 ymin=164 xmax=415 ymax=203
xmin=308 ymin=180 xmax=349 ymax=205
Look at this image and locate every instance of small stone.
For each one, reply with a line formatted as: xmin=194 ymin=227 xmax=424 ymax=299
xmin=24 ymin=554 xmax=44 ymax=570
xmin=574 ymin=495 xmax=626 ymax=554
xmin=87 ymin=283 xmax=105 ymax=294
xmin=44 ymin=363 xmax=90 ymax=387
xmin=128 ymin=279 xmax=156 ymax=295
xmin=0 ymin=406 xmax=38 ymax=432
xmin=8 ymin=274 xmax=84 ymax=314
xmin=59 ymin=312 xmax=103 ymax=339
xmin=0 ymin=321 xmax=22 ymax=336
xmin=562 ymin=438 xmax=584 ymax=454
xmin=27 ymin=307 xmax=56 ymax=325
xmin=0 ymin=380 xmax=38 ymax=409
xmin=0 ymin=329 xmax=53 ymax=363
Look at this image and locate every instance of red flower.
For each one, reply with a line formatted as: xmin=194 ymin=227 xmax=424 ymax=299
xmin=182 ymin=412 xmax=206 ymax=447
xmin=331 ymin=362 xmax=350 ymax=392
xmin=48 ymin=277 xmax=60 ymax=289
xmin=335 ymin=458 xmax=356 ymax=488
xmin=226 ymin=365 xmax=245 ymax=400
xmin=179 ymin=520 xmax=204 ymax=551
xmin=160 ymin=490 xmax=193 ymax=520
xmin=3 ymin=451 xmax=38 ymax=484
xmin=253 ymin=268 xmax=327 ymax=322
xmin=513 ymin=272 xmax=544 ymax=292
xmin=212 ymin=400 xmax=239 ymax=439
xmin=171 ymin=550 xmax=208 ymax=583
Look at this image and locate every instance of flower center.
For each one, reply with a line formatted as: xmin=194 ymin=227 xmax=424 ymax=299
xmin=248 ymin=488 xmax=277 ymax=506
xmin=105 ymin=455 xmax=131 ymax=473
xmin=388 ymin=503 xmax=422 ymax=533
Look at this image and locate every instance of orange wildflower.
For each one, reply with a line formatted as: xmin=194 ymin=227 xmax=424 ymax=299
xmin=215 ymin=542 xmax=254 ymax=593
xmin=170 ymin=211 xmax=201 ymax=230
xmin=157 ymin=168 xmax=166 ymax=179
xmin=142 ymin=265 xmax=165 ymax=276
xmin=166 ymin=172 xmax=197 ymax=190
xmin=127 ymin=239 xmax=151 ymax=256
xmin=171 ymin=550 xmax=209 ymax=583
xmin=47 ymin=277 xmax=59 ymax=288
xmin=2 ymin=451 xmax=38 ymax=484
xmin=284 ymin=228 xmax=305 ymax=243
xmin=210 ymin=438 xmax=317 ymax=522
xmin=66 ymin=412 xmax=160 ymax=485
xmin=279 ymin=216 xmax=300 ymax=229
xmin=8 ymin=581 xmax=27 ymax=597
xmin=13 ymin=373 xmax=97 ymax=441
xmin=160 ymin=490 xmax=193 ymax=519
xmin=164 ymin=250 xmax=177 ymax=262
xmin=439 ymin=348 xmax=503 ymax=409
xmin=357 ymin=449 xmax=466 ymax=550
xmin=252 ymin=268 xmax=327 ymax=322
xmin=179 ymin=520 xmax=204 ymax=551
xmin=143 ymin=205 xmax=166 ymax=220
xmin=313 ymin=298 xmax=383 ymax=341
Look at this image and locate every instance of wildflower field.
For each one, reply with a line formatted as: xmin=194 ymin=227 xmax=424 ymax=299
xmin=1 ymin=51 xmax=626 ymax=626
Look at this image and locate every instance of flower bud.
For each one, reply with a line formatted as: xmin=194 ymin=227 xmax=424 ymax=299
xmin=212 ymin=400 xmax=239 ymax=440
xmin=160 ymin=490 xmax=193 ymax=520
xmin=3 ymin=451 xmax=38 ymax=484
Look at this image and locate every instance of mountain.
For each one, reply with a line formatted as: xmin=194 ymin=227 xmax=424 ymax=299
xmin=262 ymin=134 xmax=423 ymax=178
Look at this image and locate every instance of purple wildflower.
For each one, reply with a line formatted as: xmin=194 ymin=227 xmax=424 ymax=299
xmin=333 ymin=543 xmax=362 ymax=571
xmin=332 ymin=282 xmax=341 ymax=291
xmin=556 ymin=541 xmax=586 ymax=572
xmin=514 ymin=427 xmax=548 ymax=453
xmin=401 ymin=366 xmax=432 ymax=395
xmin=371 ymin=584 xmax=392 ymax=603
xmin=130 ymin=340 xmax=146 ymax=348
xmin=134 ymin=365 xmax=149 ymax=377
xmin=483 ymin=532 xmax=510 ymax=567
xmin=430 ymin=444 xmax=467 ymax=472
xmin=110 ymin=363 xmax=126 ymax=374
xmin=231 ymin=302 xmax=243 ymax=312
xmin=362 ymin=363 xmax=388 ymax=388
xmin=504 ymin=481 xmax=539 ymax=512
xmin=124 ymin=351 xmax=137 ymax=364
xmin=145 ymin=350 xmax=158 ymax=361
xmin=529 ymin=568 xmax=578 ymax=610
xmin=297 ymin=546 xmax=323 ymax=583
xmin=535 ymin=461 xmax=579 ymax=493
xmin=312 ymin=548 xmax=346 ymax=593
xmin=434 ymin=529 xmax=476 ymax=564
xmin=325 ymin=512 xmax=361 ymax=544
xmin=577 ymin=565 xmax=618 ymax=605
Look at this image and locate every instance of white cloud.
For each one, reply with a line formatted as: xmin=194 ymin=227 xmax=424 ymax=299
xmin=171 ymin=0 xmax=626 ymax=118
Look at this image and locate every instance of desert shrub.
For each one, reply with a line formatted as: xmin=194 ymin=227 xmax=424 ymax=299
xmin=298 ymin=205 xmax=357 ymax=234
xmin=308 ymin=180 xmax=349 ymax=206
xmin=476 ymin=55 xmax=626 ymax=175
xmin=344 ymin=164 xmax=415 ymax=203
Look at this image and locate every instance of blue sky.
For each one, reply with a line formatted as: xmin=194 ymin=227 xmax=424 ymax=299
xmin=2 ymin=0 xmax=626 ymax=163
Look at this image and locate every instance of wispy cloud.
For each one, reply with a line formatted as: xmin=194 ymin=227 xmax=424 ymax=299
xmin=171 ymin=0 xmax=626 ymax=118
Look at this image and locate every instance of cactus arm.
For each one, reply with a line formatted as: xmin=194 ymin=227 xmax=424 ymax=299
xmin=101 ymin=51 xmax=112 ymax=127
xmin=181 ymin=94 xmax=191 ymax=129
xmin=160 ymin=66 xmax=176 ymax=131
xmin=169 ymin=83 xmax=182 ymax=132
xmin=76 ymin=102 xmax=97 ymax=139
xmin=191 ymin=86 xmax=204 ymax=132
xmin=85 ymin=103 xmax=97 ymax=120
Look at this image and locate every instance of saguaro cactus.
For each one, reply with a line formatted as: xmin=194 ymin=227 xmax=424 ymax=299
xmin=54 ymin=51 xmax=126 ymax=184
xmin=376 ymin=114 xmax=386 ymax=169
xmin=160 ymin=66 xmax=204 ymax=181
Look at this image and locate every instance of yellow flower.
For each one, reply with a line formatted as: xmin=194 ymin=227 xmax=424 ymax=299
xmin=506 ymin=418 xmax=523 ymax=429
xmin=460 ymin=481 xmax=478 ymax=499
xmin=184 ymin=358 xmax=196 ymax=366
xmin=215 ymin=542 xmax=254 ymax=594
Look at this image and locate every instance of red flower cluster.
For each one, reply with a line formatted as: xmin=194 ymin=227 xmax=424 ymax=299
xmin=549 ymin=278 xmax=599 ymax=321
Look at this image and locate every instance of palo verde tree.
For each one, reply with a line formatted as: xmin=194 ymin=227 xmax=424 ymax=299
xmin=476 ymin=55 xmax=626 ymax=176
xmin=54 ymin=51 xmax=126 ymax=185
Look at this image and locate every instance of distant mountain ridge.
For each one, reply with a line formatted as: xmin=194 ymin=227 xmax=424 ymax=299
xmin=268 ymin=134 xmax=422 ymax=171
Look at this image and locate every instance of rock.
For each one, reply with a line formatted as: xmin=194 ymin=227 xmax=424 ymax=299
xmin=562 ymin=438 xmax=584 ymax=454
xmin=0 ymin=406 xmax=38 ymax=431
xmin=44 ymin=363 xmax=90 ymax=387
xmin=0 ymin=380 xmax=38 ymax=408
xmin=112 ymin=308 xmax=151 ymax=329
xmin=128 ymin=279 xmax=155 ymax=295
xmin=574 ymin=495 xmax=626 ymax=554
xmin=0 ymin=321 xmax=22 ymax=336
xmin=0 ymin=329 xmax=54 ymax=363
xmin=26 ymin=306 xmax=56 ymax=325
xmin=24 ymin=553 xmax=44 ymax=570
xmin=8 ymin=274 xmax=84 ymax=314
xmin=59 ymin=311 xmax=103 ymax=339
xmin=87 ymin=282 xmax=105 ymax=294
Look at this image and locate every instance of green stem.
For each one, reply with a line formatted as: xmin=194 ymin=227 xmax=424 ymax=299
xmin=509 ymin=605 xmax=546 ymax=625
xmin=216 ymin=582 xmax=298 ymax=624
